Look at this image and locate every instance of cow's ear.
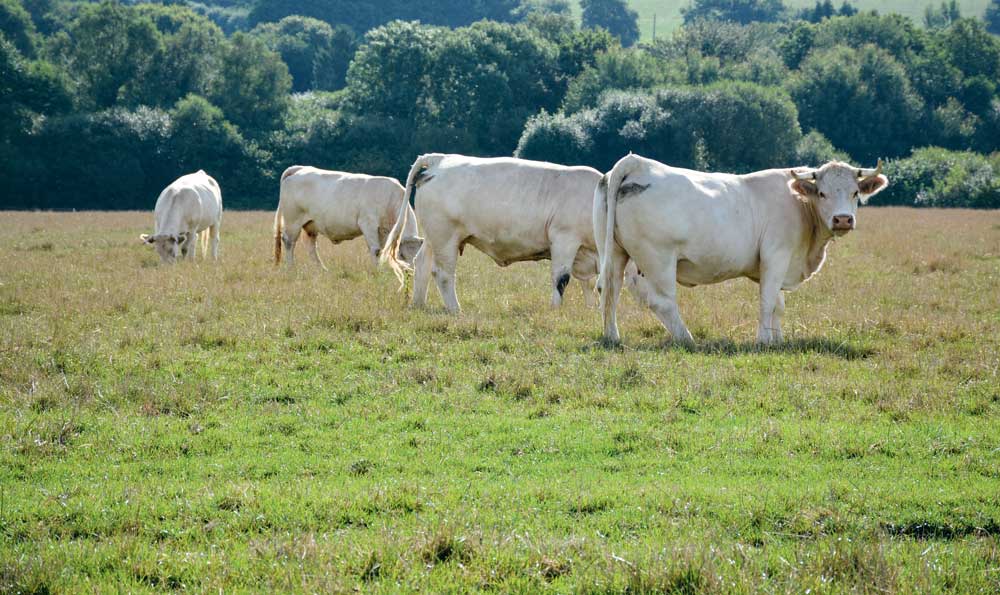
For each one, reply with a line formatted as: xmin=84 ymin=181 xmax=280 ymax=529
xmin=791 ymin=179 xmax=818 ymax=197
xmin=140 ymin=234 xmax=153 ymax=244
xmin=858 ymin=174 xmax=888 ymax=203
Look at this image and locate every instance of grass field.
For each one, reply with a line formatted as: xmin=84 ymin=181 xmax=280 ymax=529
xmin=1 ymin=208 xmax=999 ymax=592
xmin=570 ymin=0 xmax=993 ymax=40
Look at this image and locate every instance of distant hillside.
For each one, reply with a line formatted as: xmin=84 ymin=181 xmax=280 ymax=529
xmin=571 ymin=0 xmax=992 ymax=40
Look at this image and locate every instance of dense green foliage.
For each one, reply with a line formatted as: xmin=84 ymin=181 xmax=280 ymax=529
xmin=581 ymin=0 xmax=640 ymax=46
xmin=518 ymin=82 xmax=801 ymax=172
xmin=251 ymin=16 xmax=356 ymax=92
xmin=1 ymin=0 xmax=999 ymax=210
xmin=879 ymin=147 xmax=1000 ymax=207
xmin=683 ymin=0 xmax=787 ymax=24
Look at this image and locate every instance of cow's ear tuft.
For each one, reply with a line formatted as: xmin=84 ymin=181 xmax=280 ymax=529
xmin=858 ymin=174 xmax=888 ymax=202
xmin=140 ymin=234 xmax=153 ymax=244
xmin=791 ymin=179 xmax=818 ymax=197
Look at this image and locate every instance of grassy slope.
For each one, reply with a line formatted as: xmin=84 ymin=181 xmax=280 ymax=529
xmin=1 ymin=209 xmax=999 ymax=592
xmin=571 ymin=0 xmax=992 ymax=40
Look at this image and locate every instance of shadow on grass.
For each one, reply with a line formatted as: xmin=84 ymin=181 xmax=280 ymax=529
xmin=589 ymin=336 xmax=874 ymax=360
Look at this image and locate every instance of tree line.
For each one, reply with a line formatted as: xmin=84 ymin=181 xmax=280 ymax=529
xmin=2 ymin=0 xmax=1000 ymax=210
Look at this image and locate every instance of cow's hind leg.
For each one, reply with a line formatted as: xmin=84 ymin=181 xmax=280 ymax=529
xmin=281 ymin=223 xmax=303 ymax=268
xmin=411 ymin=243 xmax=433 ymax=308
xmin=641 ymin=256 xmax=693 ymax=345
xmin=549 ymin=241 xmax=580 ymax=307
xmin=358 ymin=218 xmax=382 ymax=269
xmin=302 ymin=221 xmax=327 ymax=271
xmin=209 ymin=223 xmax=220 ymax=261
xmin=431 ymin=239 xmax=461 ymax=314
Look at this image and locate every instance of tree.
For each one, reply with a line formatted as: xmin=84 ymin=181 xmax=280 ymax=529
xmin=130 ymin=10 xmax=225 ymax=108
xmin=581 ymin=0 xmax=640 ymax=47
xmin=556 ymin=26 xmax=618 ymax=81
xmin=252 ymin=16 xmax=355 ymax=93
xmin=169 ymin=94 xmax=270 ymax=208
xmin=788 ymin=44 xmax=924 ymax=162
xmin=247 ymin=0 xmax=520 ymax=34
xmin=50 ymin=1 xmax=161 ymax=109
xmin=312 ymin=24 xmax=357 ymax=91
xmin=0 ymin=0 xmax=36 ymax=56
xmin=345 ymin=21 xmax=443 ymax=124
xmin=561 ymin=48 xmax=677 ymax=113
xmin=519 ymin=82 xmax=801 ymax=173
xmin=987 ymin=0 xmax=1000 ymax=35
xmin=838 ymin=2 xmax=857 ymax=16
xmin=924 ymin=0 xmax=961 ymax=29
xmin=939 ymin=18 xmax=1000 ymax=81
xmin=424 ymin=21 xmax=561 ymax=154
xmin=682 ymin=0 xmax=786 ymax=25
xmin=210 ymin=32 xmax=291 ymax=133
xmin=0 ymin=34 xmax=71 ymax=142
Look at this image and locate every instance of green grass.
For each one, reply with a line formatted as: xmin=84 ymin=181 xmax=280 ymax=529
xmin=2 ymin=208 xmax=1000 ymax=592
xmin=571 ymin=0 xmax=993 ymax=41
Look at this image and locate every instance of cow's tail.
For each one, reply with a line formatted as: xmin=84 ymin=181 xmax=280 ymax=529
xmin=273 ymin=207 xmax=283 ymax=265
xmin=380 ymin=154 xmax=444 ymax=288
xmin=599 ymin=154 xmax=640 ymax=311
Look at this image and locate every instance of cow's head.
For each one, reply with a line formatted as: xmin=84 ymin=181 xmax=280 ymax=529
xmin=397 ymin=234 xmax=424 ymax=267
xmin=139 ymin=232 xmax=189 ymax=263
xmin=790 ymin=161 xmax=888 ymax=236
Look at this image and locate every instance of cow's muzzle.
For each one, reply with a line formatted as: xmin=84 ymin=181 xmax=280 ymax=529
xmin=832 ymin=214 xmax=854 ymax=234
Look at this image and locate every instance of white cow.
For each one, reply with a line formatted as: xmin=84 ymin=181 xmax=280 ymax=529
xmin=595 ymin=155 xmax=888 ymax=345
xmin=381 ymin=154 xmax=602 ymax=313
xmin=273 ymin=166 xmax=417 ymax=269
xmin=140 ymin=170 xmax=222 ymax=263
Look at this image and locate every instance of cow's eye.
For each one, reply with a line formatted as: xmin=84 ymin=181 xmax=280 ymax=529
xmin=819 ymin=192 xmax=826 ymax=199
xmin=853 ymin=191 xmax=859 ymax=199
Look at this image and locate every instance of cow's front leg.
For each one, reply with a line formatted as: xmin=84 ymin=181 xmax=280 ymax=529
xmin=771 ymin=291 xmax=785 ymax=343
xmin=359 ymin=220 xmax=383 ymax=269
xmin=757 ymin=256 xmax=789 ymax=344
xmin=549 ymin=241 xmax=580 ymax=307
xmin=182 ymin=232 xmax=196 ymax=261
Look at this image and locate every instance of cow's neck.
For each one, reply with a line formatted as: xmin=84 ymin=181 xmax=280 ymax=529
xmin=799 ymin=198 xmax=834 ymax=281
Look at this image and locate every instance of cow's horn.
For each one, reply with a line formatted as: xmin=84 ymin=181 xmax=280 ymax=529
xmin=857 ymin=159 xmax=883 ymax=178
xmin=792 ymin=168 xmax=817 ymax=181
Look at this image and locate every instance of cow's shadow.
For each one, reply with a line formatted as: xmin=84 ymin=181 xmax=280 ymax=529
xmin=596 ymin=336 xmax=874 ymax=360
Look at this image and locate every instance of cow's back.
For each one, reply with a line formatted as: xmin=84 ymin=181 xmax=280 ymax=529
xmin=614 ymin=157 xmax=801 ymax=285
xmin=154 ymin=171 xmax=222 ymax=234
xmin=417 ymin=155 xmax=600 ymax=250
xmin=280 ymin=167 xmax=404 ymax=238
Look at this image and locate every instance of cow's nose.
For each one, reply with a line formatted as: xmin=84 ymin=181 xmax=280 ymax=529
xmin=832 ymin=214 xmax=854 ymax=230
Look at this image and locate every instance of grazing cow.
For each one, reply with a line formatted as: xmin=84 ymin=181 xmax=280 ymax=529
xmin=595 ymin=155 xmax=888 ymax=345
xmin=273 ymin=166 xmax=418 ymax=270
xmin=381 ymin=154 xmax=602 ymax=313
xmin=140 ymin=170 xmax=222 ymax=263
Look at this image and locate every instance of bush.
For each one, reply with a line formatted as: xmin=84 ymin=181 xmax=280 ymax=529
xmin=518 ymin=82 xmax=801 ymax=173
xmin=877 ymin=147 xmax=1000 ymax=208
xmin=795 ymin=130 xmax=851 ymax=166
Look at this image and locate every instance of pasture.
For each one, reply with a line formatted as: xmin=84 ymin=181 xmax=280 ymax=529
xmin=1 ymin=208 xmax=999 ymax=593
xmin=568 ymin=0 xmax=994 ymax=40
